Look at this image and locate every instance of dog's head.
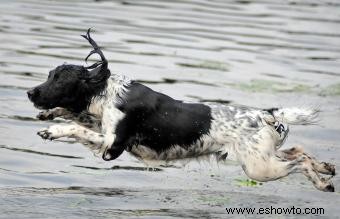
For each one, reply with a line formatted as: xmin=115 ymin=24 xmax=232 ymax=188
xmin=27 ymin=29 xmax=110 ymax=112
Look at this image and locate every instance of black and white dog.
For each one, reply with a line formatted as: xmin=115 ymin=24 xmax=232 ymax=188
xmin=27 ymin=29 xmax=335 ymax=192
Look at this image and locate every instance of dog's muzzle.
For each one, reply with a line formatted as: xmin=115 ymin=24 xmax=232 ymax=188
xmin=27 ymin=88 xmax=39 ymax=101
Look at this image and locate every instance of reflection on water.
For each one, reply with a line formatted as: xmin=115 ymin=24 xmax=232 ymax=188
xmin=0 ymin=145 xmax=83 ymax=159
xmin=73 ymin=164 xmax=163 ymax=172
xmin=0 ymin=0 xmax=340 ymax=218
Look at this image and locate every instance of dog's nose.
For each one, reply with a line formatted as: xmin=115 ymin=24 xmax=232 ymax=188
xmin=27 ymin=89 xmax=34 ymax=99
xmin=27 ymin=88 xmax=38 ymax=100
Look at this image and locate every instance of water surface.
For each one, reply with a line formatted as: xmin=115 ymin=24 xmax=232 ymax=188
xmin=0 ymin=0 xmax=340 ymax=218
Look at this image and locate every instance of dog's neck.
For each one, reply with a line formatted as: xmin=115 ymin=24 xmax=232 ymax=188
xmin=87 ymin=74 xmax=131 ymax=117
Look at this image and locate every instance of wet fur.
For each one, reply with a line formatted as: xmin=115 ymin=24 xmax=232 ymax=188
xmin=28 ymin=30 xmax=335 ymax=192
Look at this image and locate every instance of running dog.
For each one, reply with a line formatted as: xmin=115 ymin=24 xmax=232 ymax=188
xmin=27 ymin=29 xmax=335 ymax=192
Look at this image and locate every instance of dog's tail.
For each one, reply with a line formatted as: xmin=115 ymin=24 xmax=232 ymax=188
xmin=266 ymin=107 xmax=320 ymax=125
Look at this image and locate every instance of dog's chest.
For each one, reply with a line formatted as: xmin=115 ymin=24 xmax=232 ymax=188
xmin=88 ymin=99 xmax=105 ymax=116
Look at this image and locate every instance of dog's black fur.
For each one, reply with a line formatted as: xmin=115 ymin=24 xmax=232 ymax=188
xmin=113 ymin=82 xmax=212 ymax=154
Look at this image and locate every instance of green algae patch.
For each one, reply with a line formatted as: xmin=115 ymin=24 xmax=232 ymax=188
xmin=320 ymin=83 xmax=340 ymax=96
xmin=198 ymin=195 xmax=230 ymax=206
xmin=177 ymin=60 xmax=229 ymax=71
xmin=230 ymin=79 xmax=312 ymax=93
xmin=69 ymin=197 xmax=93 ymax=208
xmin=235 ymin=178 xmax=263 ymax=187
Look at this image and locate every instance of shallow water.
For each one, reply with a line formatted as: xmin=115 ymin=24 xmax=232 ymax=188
xmin=0 ymin=0 xmax=340 ymax=218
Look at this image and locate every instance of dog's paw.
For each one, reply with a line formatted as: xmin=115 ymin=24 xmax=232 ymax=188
xmin=37 ymin=110 xmax=55 ymax=121
xmin=37 ymin=125 xmax=69 ymax=141
xmin=37 ymin=129 xmax=55 ymax=140
xmin=322 ymin=162 xmax=336 ymax=176
xmin=322 ymin=182 xmax=335 ymax=192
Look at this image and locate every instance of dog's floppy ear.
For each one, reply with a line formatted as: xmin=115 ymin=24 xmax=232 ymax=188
xmin=81 ymin=28 xmax=110 ymax=84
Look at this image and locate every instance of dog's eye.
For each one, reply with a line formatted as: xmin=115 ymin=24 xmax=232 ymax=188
xmin=54 ymin=74 xmax=60 ymax=80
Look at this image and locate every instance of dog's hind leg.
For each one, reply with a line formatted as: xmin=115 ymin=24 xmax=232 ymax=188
xmin=241 ymin=149 xmax=334 ymax=192
xmin=277 ymin=146 xmax=335 ymax=176
xmin=237 ymin=126 xmax=295 ymax=181
xmin=296 ymin=154 xmax=334 ymax=192
xmin=237 ymin=127 xmax=334 ymax=192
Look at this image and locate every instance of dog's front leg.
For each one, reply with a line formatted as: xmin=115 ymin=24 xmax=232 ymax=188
xmin=37 ymin=123 xmax=104 ymax=143
xmin=38 ymin=108 xmax=101 ymax=133
xmin=37 ymin=123 xmax=108 ymax=153
xmin=98 ymin=106 xmax=126 ymax=161
xmin=37 ymin=107 xmax=72 ymax=120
